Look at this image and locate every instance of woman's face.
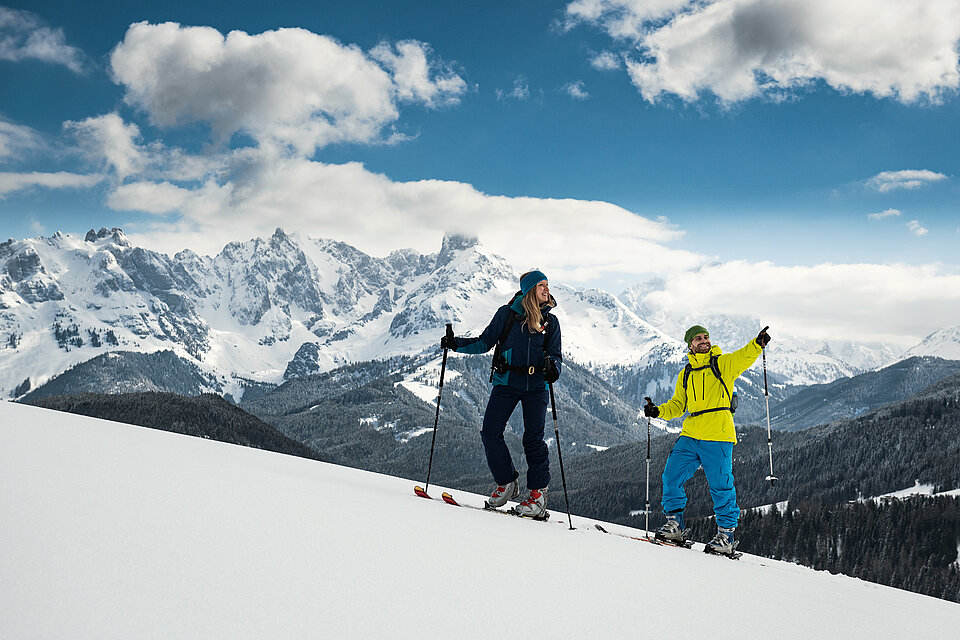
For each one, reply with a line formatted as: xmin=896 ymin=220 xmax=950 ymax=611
xmin=534 ymin=280 xmax=549 ymax=304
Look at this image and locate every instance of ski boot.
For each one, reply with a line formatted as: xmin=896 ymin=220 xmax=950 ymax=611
xmin=703 ymin=527 xmax=741 ymax=559
xmin=654 ymin=513 xmax=693 ymax=548
xmin=485 ymin=478 xmax=519 ymax=509
xmin=513 ymin=488 xmax=549 ymax=520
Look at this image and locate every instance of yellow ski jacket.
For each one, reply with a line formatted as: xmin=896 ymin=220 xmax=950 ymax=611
xmin=657 ymin=339 xmax=763 ymax=444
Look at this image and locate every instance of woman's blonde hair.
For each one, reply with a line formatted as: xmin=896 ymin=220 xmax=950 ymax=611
xmin=519 ymin=271 xmax=551 ymax=333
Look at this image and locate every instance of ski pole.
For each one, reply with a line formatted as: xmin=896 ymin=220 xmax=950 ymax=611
xmin=645 ymin=413 xmax=651 ymax=539
xmin=762 ymin=341 xmax=778 ymax=485
xmin=548 ymin=381 xmax=574 ymax=530
xmin=423 ymin=323 xmax=453 ymax=493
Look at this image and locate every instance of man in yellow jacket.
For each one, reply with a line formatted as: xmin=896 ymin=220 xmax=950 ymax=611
xmin=644 ymin=324 xmax=771 ymax=555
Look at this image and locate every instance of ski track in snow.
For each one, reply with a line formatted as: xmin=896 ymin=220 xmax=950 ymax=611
xmin=2 ymin=401 xmax=959 ymax=639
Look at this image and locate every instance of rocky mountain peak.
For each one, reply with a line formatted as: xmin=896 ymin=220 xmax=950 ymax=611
xmin=435 ymin=233 xmax=480 ymax=269
xmin=84 ymin=227 xmax=130 ymax=247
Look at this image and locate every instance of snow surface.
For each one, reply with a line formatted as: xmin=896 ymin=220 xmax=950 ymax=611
xmin=3 ymin=401 xmax=959 ymax=639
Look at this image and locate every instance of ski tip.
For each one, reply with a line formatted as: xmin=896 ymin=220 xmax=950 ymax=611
xmin=413 ymin=486 xmax=431 ymax=499
xmin=595 ymin=524 xmax=608 ymax=533
xmin=441 ymin=492 xmax=459 ymax=506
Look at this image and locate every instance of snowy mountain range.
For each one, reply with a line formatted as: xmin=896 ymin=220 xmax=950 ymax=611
xmin=2 ymin=227 xmax=957 ymax=401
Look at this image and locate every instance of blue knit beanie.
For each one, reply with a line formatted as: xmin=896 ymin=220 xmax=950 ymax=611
xmin=520 ymin=271 xmax=548 ymax=295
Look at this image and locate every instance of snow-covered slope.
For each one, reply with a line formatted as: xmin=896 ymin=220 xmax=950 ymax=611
xmin=903 ymin=323 xmax=960 ymax=361
xmin=2 ymin=401 xmax=958 ymax=639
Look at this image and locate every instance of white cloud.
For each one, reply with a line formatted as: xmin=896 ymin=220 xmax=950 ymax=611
xmin=0 ymin=119 xmax=43 ymax=160
xmin=865 ymin=169 xmax=948 ymax=192
xmin=497 ymin=75 xmax=532 ymax=101
xmin=113 ymin=153 xmax=701 ymax=282
xmin=907 ymin=220 xmax=929 ymax=236
xmin=639 ymin=261 xmax=960 ymax=345
xmin=867 ymin=208 xmax=901 ymax=220
xmin=569 ymin=0 xmax=960 ymax=104
xmin=108 ymin=22 xmax=466 ymax=155
xmin=107 ymin=181 xmax=194 ymax=214
xmin=563 ymin=80 xmax=590 ymax=100
xmin=564 ymin=1 xmax=691 ymax=38
xmin=0 ymin=171 xmax=101 ymax=197
xmin=369 ymin=40 xmax=467 ymax=107
xmin=0 ymin=6 xmax=85 ymax=72
xmin=64 ymin=113 xmax=146 ymax=180
xmin=589 ymin=50 xmax=621 ymax=71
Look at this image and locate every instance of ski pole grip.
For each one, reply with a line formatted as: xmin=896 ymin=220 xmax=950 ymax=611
xmin=445 ymin=323 xmax=454 ymax=340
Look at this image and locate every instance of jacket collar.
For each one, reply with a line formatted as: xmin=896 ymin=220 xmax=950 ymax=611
xmin=688 ymin=344 xmax=723 ymax=365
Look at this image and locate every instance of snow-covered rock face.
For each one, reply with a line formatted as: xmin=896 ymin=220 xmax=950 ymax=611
xmin=0 ymin=227 xmax=918 ymax=399
xmin=902 ymin=324 xmax=960 ymax=361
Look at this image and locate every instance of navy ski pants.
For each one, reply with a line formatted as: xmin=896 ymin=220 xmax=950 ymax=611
xmin=480 ymin=385 xmax=550 ymax=490
xmin=661 ymin=436 xmax=739 ymax=530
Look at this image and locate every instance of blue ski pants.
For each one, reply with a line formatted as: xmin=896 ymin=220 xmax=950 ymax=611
xmin=480 ymin=385 xmax=550 ymax=490
xmin=661 ymin=436 xmax=739 ymax=529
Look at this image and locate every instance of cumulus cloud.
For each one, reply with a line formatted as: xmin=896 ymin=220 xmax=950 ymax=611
xmin=369 ymin=40 xmax=467 ymax=107
xmin=113 ymin=153 xmax=702 ymax=282
xmin=563 ymin=80 xmax=590 ymax=100
xmin=0 ymin=171 xmax=101 ymax=197
xmin=568 ymin=0 xmax=960 ymax=104
xmin=64 ymin=113 xmax=146 ymax=180
xmin=639 ymin=261 xmax=960 ymax=345
xmin=867 ymin=208 xmax=901 ymax=220
xmin=108 ymin=22 xmax=466 ymax=155
xmin=0 ymin=6 xmax=85 ymax=72
xmin=865 ymin=169 xmax=949 ymax=192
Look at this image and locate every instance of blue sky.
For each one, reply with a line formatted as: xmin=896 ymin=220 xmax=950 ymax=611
xmin=1 ymin=1 xmax=959 ymax=345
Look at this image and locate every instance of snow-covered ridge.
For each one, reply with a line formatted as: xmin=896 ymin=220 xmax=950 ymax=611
xmin=3 ymin=400 xmax=958 ymax=639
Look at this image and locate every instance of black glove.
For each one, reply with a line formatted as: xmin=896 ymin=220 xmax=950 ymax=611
xmin=643 ymin=397 xmax=659 ymax=418
xmin=440 ymin=325 xmax=457 ymax=351
xmin=756 ymin=325 xmax=771 ymax=348
xmin=543 ymin=357 xmax=559 ymax=384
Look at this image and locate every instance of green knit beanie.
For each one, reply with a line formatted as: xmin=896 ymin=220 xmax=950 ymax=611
xmin=684 ymin=325 xmax=709 ymax=345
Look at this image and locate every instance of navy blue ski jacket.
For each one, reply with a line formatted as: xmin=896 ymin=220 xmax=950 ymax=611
xmin=453 ymin=294 xmax=562 ymax=391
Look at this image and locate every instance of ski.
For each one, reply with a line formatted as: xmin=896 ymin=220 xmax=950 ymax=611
xmin=594 ymin=524 xmax=694 ymax=548
xmin=413 ymin=485 xmax=431 ymax=499
xmin=441 ymin=491 xmax=551 ymax=521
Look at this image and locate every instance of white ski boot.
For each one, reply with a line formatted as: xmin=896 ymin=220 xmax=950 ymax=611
xmin=704 ymin=527 xmax=740 ymax=558
xmin=654 ymin=514 xmax=690 ymax=545
xmin=485 ymin=479 xmax=519 ymax=508
xmin=514 ymin=488 xmax=548 ymax=519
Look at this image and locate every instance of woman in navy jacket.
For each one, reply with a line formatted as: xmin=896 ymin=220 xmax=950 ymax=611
xmin=442 ymin=270 xmax=562 ymax=518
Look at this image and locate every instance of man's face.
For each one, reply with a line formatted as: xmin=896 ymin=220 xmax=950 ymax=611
xmin=534 ymin=281 xmax=550 ymax=304
xmin=690 ymin=333 xmax=711 ymax=354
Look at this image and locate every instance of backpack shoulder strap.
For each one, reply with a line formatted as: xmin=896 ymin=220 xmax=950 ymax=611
xmin=710 ymin=355 xmax=730 ymax=398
